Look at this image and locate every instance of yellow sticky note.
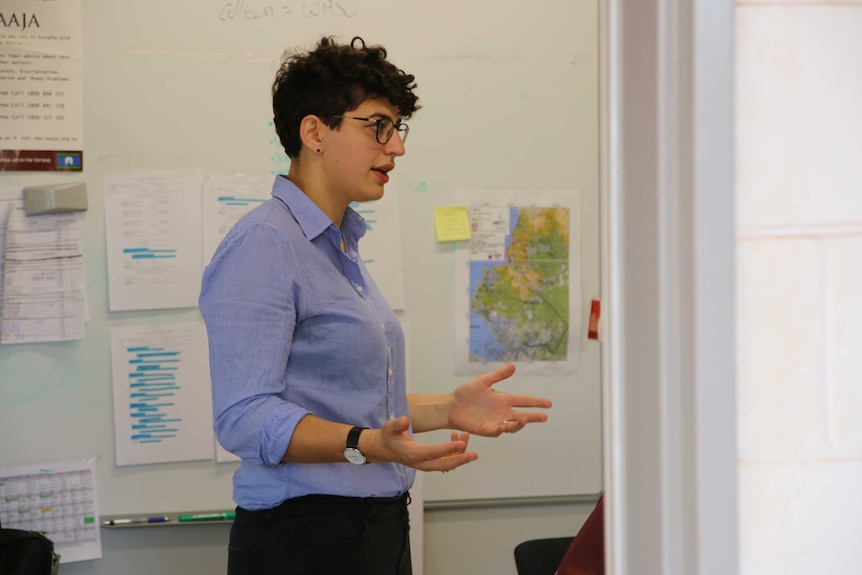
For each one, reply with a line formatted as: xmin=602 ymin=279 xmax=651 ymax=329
xmin=434 ymin=206 xmax=471 ymax=241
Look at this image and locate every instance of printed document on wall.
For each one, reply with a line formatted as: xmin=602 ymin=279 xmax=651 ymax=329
xmin=0 ymin=188 xmax=22 ymax=328
xmin=0 ymin=0 xmax=85 ymax=172
xmin=0 ymin=459 xmax=102 ymax=563
xmin=202 ymin=174 xmax=270 ymax=265
xmin=1 ymin=202 xmax=87 ymax=344
xmin=110 ymin=322 xmax=213 ymax=466
xmin=351 ymin=181 xmax=406 ymax=310
xmin=104 ymin=170 xmax=203 ymax=311
xmin=453 ymin=189 xmax=581 ymax=376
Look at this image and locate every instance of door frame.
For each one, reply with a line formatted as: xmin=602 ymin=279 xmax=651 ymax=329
xmin=601 ymin=1 xmax=738 ymax=573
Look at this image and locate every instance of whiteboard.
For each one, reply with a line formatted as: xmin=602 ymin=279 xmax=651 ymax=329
xmin=0 ymin=0 xmax=601 ymax=513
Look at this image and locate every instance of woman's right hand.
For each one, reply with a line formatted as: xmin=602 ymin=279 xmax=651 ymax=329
xmin=364 ymin=416 xmax=479 ymax=472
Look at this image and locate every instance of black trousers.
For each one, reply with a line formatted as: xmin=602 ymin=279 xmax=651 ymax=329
xmin=227 ymin=492 xmax=412 ymax=575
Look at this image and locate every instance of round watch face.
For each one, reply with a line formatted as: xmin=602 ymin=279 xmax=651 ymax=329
xmin=343 ymin=448 xmax=366 ymax=465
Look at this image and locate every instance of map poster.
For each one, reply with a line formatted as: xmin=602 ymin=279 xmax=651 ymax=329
xmin=453 ymin=189 xmax=581 ymax=376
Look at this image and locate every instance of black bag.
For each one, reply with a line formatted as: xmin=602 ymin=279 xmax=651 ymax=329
xmin=0 ymin=521 xmax=61 ymax=575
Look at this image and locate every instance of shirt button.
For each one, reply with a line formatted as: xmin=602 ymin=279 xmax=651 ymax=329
xmin=355 ymin=285 xmax=363 ymax=293
xmin=388 ymin=369 xmax=394 ymax=377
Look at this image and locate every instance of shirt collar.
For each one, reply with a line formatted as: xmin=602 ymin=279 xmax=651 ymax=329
xmin=271 ymin=176 xmax=367 ymax=244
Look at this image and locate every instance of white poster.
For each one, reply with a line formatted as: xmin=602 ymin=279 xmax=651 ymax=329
xmin=0 ymin=0 xmax=84 ymax=171
xmin=0 ymin=188 xmax=23 ymax=328
xmin=354 ymin=181 xmax=407 ymax=310
xmin=110 ymin=322 xmax=213 ymax=466
xmin=0 ymin=459 xmax=102 ymax=564
xmin=1 ymin=202 xmax=87 ymax=344
xmin=104 ymin=170 xmax=203 ymax=311
xmin=202 ymin=174 xmax=270 ymax=265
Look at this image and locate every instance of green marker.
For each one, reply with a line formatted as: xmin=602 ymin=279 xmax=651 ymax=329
xmin=178 ymin=511 xmax=235 ymax=522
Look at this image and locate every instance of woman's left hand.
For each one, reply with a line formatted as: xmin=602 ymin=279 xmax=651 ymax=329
xmin=448 ymin=363 xmax=552 ymax=436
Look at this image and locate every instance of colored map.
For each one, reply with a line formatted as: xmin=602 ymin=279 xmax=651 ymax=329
xmin=469 ymin=206 xmax=570 ymax=363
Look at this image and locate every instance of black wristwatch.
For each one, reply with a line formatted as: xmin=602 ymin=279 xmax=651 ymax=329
xmin=343 ymin=426 xmax=369 ymax=465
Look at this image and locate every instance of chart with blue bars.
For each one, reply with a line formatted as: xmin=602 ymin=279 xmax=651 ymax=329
xmin=111 ymin=322 xmax=213 ymax=466
xmin=216 ymin=195 xmax=266 ymax=209
xmin=126 ymin=345 xmax=182 ymax=444
xmin=123 ymin=247 xmax=178 ymax=260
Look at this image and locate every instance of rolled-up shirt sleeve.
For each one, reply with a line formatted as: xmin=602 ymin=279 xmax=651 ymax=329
xmin=200 ymin=219 xmax=311 ymax=466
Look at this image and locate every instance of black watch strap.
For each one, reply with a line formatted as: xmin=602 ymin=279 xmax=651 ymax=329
xmin=346 ymin=426 xmax=368 ymax=450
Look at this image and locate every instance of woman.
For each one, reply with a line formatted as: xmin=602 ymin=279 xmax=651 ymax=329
xmin=199 ymin=36 xmax=553 ymax=575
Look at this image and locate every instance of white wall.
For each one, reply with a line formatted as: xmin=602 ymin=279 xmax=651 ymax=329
xmin=736 ymin=2 xmax=862 ymax=573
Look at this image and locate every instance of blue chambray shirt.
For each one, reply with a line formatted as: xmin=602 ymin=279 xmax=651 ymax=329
xmin=199 ymin=176 xmax=414 ymax=510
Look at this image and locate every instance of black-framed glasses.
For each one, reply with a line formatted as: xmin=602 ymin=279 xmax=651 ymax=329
xmin=329 ymin=116 xmax=409 ymax=144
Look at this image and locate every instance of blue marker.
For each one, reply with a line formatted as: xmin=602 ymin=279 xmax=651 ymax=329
xmin=103 ymin=516 xmax=170 ymax=526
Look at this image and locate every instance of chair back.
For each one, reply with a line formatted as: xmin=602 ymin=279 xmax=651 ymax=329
xmin=513 ymin=536 xmax=574 ymax=575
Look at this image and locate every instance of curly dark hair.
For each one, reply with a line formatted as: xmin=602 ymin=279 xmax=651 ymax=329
xmin=272 ymin=36 xmax=420 ymax=159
